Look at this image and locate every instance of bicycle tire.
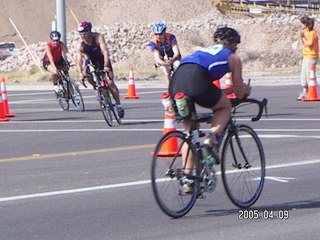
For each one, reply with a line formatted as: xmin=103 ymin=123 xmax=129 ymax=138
xmin=57 ymin=78 xmax=69 ymax=111
xmin=98 ymin=87 xmax=113 ymax=126
xmin=108 ymin=92 xmax=122 ymax=125
xmin=151 ymin=130 xmax=200 ymax=218
xmin=221 ymin=124 xmax=265 ymax=208
xmin=68 ymin=79 xmax=85 ymax=111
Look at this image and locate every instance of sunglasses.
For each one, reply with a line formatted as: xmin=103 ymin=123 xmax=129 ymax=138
xmin=80 ymin=32 xmax=89 ymax=36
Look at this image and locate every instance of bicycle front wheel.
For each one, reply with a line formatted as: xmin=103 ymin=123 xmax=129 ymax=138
xmin=221 ymin=124 xmax=265 ymax=208
xmin=107 ymin=90 xmax=122 ymax=125
xmin=98 ymin=88 xmax=113 ymax=126
xmin=151 ymin=131 xmax=200 ymax=218
xmin=69 ymin=79 xmax=85 ymax=111
xmin=57 ymin=80 xmax=69 ymax=111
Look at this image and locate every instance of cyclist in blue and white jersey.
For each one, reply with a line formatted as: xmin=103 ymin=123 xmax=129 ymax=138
xmin=169 ymin=27 xmax=251 ymax=188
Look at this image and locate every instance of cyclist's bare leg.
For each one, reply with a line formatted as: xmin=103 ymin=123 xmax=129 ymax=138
xmin=209 ymin=93 xmax=231 ymax=142
xmin=173 ymin=60 xmax=180 ymax=71
xmin=105 ymin=78 xmax=121 ymax=105
xmin=181 ymin=119 xmax=196 ymax=175
xmin=160 ymin=66 xmax=171 ymax=86
xmin=85 ymin=75 xmax=97 ymax=89
xmin=47 ymin=65 xmax=58 ymax=85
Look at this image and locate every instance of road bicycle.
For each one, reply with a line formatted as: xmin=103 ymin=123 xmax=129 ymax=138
xmin=151 ymin=96 xmax=268 ymax=218
xmin=56 ymin=63 xmax=85 ymax=111
xmin=85 ymin=60 xmax=122 ymax=126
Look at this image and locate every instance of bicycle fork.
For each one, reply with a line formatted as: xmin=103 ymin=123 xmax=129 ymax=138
xmin=230 ymin=127 xmax=251 ymax=169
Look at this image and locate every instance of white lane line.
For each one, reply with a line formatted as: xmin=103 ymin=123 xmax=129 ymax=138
xmin=1 ymin=158 xmax=320 ymax=203
xmin=4 ymin=117 xmax=320 ymax=123
xmin=264 ymin=176 xmax=296 ymax=183
xmin=2 ymin=119 xmax=161 ymax=124
xmin=0 ymin=180 xmax=150 ymax=203
xmin=0 ymin=129 xmax=163 ymax=133
xmin=1 ymin=127 xmax=320 ymax=137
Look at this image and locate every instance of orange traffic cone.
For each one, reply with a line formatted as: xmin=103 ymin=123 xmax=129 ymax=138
xmin=1 ymin=77 xmax=16 ymax=117
xmin=225 ymin=73 xmax=236 ymax=99
xmin=153 ymin=93 xmax=181 ymax=157
xmin=124 ymin=66 xmax=139 ymax=99
xmin=0 ymin=90 xmax=10 ymax=121
xmin=302 ymin=65 xmax=320 ymax=101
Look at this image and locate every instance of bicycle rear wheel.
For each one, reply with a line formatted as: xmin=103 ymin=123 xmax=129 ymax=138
xmin=151 ymin=131 xmax=200 ymax=218
xmin=68 ymin=79 xmax=85 ymax=111
xmin=57 ymin=79 xmax=69 ymax=111
xmin=98 ymin=88 xmax=113 ymax=126
xmin=221 ymin=124 xmax=265 ymax=208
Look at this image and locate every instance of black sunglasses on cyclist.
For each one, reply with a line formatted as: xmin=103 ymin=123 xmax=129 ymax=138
xmin=80 ymin=32 xmax=89 ymax=36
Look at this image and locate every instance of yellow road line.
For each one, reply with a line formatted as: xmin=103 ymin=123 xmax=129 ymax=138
xmin=0 ymin=144 xmax=156 ymax=163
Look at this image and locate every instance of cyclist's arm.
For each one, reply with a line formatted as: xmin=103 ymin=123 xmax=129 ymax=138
xmin=153 ymin=50 xmax=165 ymax=66
xmin=96 ymin=33 xmax=112 ymax=73
xmin=168 ymin=35 xmax=181 ymax=64
xmin=228 ymin=53 xmax=251 ymax=99
xmin=76 ymin=43 xmax=85 ymax=77
xmin=61 ymin=43 xmax=75 ymax=63
xmin=169 ymin=44 xmax=181 ymax=64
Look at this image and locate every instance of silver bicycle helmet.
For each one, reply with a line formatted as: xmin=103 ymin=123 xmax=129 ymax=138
xmin=50 ymin=31 xmax=61 ymax=41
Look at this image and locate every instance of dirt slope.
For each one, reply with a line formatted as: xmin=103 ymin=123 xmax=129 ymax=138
xmin=1 ymin=0 xmax=213 ymax=45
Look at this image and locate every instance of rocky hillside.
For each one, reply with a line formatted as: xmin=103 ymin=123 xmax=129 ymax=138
xmin=1 ymin=1 xmax=320 ymax=76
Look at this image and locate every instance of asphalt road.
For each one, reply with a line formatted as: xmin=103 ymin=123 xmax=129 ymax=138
xmin=1 ymin=83 xmax=320 ymax=240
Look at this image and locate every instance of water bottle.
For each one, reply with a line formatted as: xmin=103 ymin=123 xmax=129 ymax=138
xmin=161 ymin=92 xmax=175 ymax=115
xmin=174 ymin=92 xmax=189 ymax=118
xmin=201 ymin=146 xmax=216 ymax=165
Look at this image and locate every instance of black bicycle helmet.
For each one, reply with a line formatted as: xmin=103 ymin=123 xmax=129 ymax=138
xmin=213 ymin=27 xmax=241 ymax=50
xmin=78 ymin=21 xmax=92 ymax=32
xmin=50 ymin=31 xmax=61 ymax=41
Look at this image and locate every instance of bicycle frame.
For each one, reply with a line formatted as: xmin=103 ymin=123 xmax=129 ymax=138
xmin=179 ymin=97 xmax=267 ymax=181
xmin=86 ymin=60 xmax=121 ymax=126
xmin=55 ymin=62 xmax=85 ymax=111
xmin=151 ymin=97 xmax=267 ymax=217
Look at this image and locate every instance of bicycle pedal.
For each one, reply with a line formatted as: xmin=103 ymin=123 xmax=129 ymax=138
xmin=199 ymin=131 xmax=206 ymax=137
xmin=197 ymin=193 xmax=206 ymax=199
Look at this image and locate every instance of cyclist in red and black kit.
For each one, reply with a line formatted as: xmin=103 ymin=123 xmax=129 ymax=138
xmin=76 ymin=21 xmax=124 ymax=118
xmin=43 ymin=31 xmax=75 ymax=94
xmin=150 ymin=23 xmax=181 ymax=85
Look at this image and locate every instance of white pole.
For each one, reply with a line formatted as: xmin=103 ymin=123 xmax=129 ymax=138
xmin=8 ymin=17 xmax=45 ymax=75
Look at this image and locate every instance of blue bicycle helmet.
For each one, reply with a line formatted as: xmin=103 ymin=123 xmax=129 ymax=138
xmin=152 ymin=23 xmax=167 ymax=34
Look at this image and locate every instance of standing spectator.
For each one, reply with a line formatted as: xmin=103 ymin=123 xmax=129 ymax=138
xmin=297 ymin=16 xmax=319 ymax=101
xmin=149 ymin=23 xmax=181 ymax=85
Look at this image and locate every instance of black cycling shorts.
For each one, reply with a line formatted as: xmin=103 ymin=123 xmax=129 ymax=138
xmin=85 ymin=59 xmax=113 ymax=71
xmin=169 ymin=63 xmax=222 ymax=108
xmin=42 ymin=58 xmax=65 ymax=71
